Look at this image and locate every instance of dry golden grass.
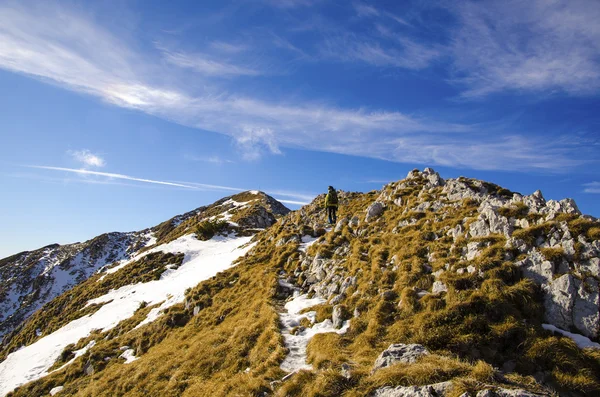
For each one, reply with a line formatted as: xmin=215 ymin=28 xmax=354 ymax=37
xmin=7 ymin=175 xmax=600 ymax=396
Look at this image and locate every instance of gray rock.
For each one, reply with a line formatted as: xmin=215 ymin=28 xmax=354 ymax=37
xmin=423 ymin=168 xmax=444 ymax=187
xmin=349 ymin=216 xmax=360 ymax=228
xmin=373 ymin=344 xmax=429 ymax=372
xmin=330 ymin=294 xmax=345 ymax=305
xmin=341 ymin=363 xmax=352 ymax=379
xmin=515 ymin=250 xmax=554 ymax=285
xmin=469 ymin=204 xmax=513 ymax=238
xmin=544 ymin=273 xmax=576 ymax=331
xmin=476 ymin=388 xmax=547 ymax=397
xmin=573 ymin=277 xmax=600 ymax=339
xmin=432 ymin=281 xmax=448 ymax=294
xmin=332 ymin=305 xmax=346 ymax=329
xmin=447 ymin=224 xmax=464 ymax=241
xmin=365 ymin=202 xmax=385 ymax=222
xmin=84 ymin=361 xmax=94 ymax=376
xmin=334 ymin=217 xmax=349 ymax=233
xmin=374 ymin=381 xmax=452 ymax=397
xmin=465 ymin=241 xmax=484 ymax=260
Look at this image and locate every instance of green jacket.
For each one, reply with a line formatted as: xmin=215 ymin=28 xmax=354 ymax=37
xmin=324 ymin=190 xmax=338 ymax=208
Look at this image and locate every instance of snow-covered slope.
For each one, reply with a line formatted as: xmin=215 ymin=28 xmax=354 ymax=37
xmin=0 ymin=190 xmax=289 ymax=396
xmin=0 ymin=191 xmax=289 ymax=346
xmin=0 ymin=231 xmax=154 ymax=342
xmin=0 ymin=233 xmax=254 ymax=396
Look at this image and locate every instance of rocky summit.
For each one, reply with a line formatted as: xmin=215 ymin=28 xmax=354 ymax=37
xmin=1 ymin=170 xmax=599 ymax=397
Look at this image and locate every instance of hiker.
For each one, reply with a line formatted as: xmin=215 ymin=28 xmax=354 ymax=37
xmin=324 ymin=186 xmax=338 ymax=225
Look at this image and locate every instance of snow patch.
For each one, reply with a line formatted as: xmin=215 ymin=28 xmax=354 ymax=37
xmin=119 ymin=348 xmax=138 ymax=364
xmin=298 ymin=235 xmax=318 ymax=253
xmin=542 ymin=324 xmax=600 ymax=349
xmin=0 ymin=234 xmax=254 ymax=397
xmin=49 ymin=386 xmax=64 ymax=395
xmin=279 ymin=293 xmax=350 ymax=373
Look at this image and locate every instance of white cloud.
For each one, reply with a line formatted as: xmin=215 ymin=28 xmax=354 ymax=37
xmin=25 ymin=165 xmax=313 ymax=204
xmin=183 ymin=154 xmax=233 ymax=165
xmin=319 ymin=33 xmax=441 ymax=70
xmin=29 ymin=166 xmax=199 ymax=189
xmin=161 ymin=49 xmax=261 ymax=77
xmin=583 ymin=182 xmax=600 ymax=194
xmin=68 ymin=149 xmax=105 ymax=168
xmin=448 ymin=0 xmax=600 ymax=97
xmin=0 ymin=2 xmax=593 ymax=172
xmin=353 ymin=2 xmax=410 ymax=26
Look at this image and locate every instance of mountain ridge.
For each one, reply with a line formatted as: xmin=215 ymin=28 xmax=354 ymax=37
xmin=0 ymin=191 xmax=289 ymax=346
xmin=1 ymin=170 xmax=599 ymax=397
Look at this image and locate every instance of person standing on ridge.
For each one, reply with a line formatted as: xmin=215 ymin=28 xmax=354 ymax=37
xmin=324 ymin=186 xmax=338 ymax=225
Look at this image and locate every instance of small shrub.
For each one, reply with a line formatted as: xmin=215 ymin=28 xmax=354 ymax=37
xmin=195 ymin=219 xmax=228 ymax=240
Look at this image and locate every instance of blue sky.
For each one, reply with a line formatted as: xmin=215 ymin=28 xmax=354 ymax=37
xmin=1 ymin=0 xmax=600 ymax=258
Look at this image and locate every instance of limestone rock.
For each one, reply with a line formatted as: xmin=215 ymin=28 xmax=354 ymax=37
xmin=476 ymin=388 xmax=548 ymax=397
xmin=373 ymin=344 xmax=429 ymax=372
xmin=431 ymin=281 xmax=448 ymax=294
xmin=365 ymin=202 xmax=385 ymax=222
xmin=515 ymin=249 xmax=554 ymax=285
xmin=423 ymin=167 xmax=444 ymax=187
xmin=332 ymin=305 xmax=348 ymax=329
xmin=544 ymin=274 xmax=576 ymax=331
xmin=374 ymin=381 xmax=452 ymax=397
xmin=573 ymin=277 xmax=600 ymax=339
xmin=469 ymin=204 xmax=513 ymax=238
xmin=334 ymin=217 xmax=349 ymax=233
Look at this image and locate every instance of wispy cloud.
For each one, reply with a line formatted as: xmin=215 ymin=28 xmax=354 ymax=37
xmin=24 ymin=165 xmax=313 ymax=204
xmin=161 ymin=49 xmax=261 ymax=77
xmin=0 ymin=2 xmax=594 ymax=172
xmin=448 ymin=0 xmax=600 ymax=98
xmin=29 ymin=166 xmax=200 ymax=189
xmin=353 ymin=2 xmax=410 ymax=26
xmin=68 ymin=149 xmax=105 ymax=168
xmin=183 ymin=154 xmax=234 ymax=164
xmin=319 ymin=34 xmax=441 ymax=70
xmin=583 ymin=182 xmax=600 ymax=194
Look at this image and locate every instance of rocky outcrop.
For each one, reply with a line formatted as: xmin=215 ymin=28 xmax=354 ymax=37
xmin=372 ymin=344 xmax=429 ymax=372
xmin=374 ymin=381 xmax=451 ymax=397
xmin=475 ymin=388 xmax=548 ymax=397
xmin=365 ymin=202 xmax=385 ymax=222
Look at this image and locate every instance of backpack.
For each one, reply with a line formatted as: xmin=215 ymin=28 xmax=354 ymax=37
xmin=328 ymin=189 xmax=338 ymax=205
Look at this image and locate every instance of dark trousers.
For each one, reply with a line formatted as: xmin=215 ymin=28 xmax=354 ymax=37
xmin=327 ymin=206 xmax=337 ymax=224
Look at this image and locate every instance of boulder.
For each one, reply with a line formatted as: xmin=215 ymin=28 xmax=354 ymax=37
xmin=544 ymin=274 xmax=576 ymax=331
xmin=373 ymin=344 xmax=429 ymax=372
xmin=476 ymin=388 xmax=548 ymax=397
xmin=374 ymin=381 xmax=452 ymax=397
xmin=515 ymin=249 xmax=554 ymax=285
xmin=334 ymin=217 xmax=349 ymax=233
xmin=573 ymin=277 xmax=600 ymax=339
xmin=469 ymin=204 xmax=513 ymax=238
xmin=332 ymin=305 xmax=348 ymax=329
xmin=423 ymin=168 xmax=444 ymax=187
xmin=365 ymin=202 xmax=385 ymax=222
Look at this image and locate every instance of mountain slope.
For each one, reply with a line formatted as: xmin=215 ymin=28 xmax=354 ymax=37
xmin=2 ymin=171 xmax=600 ymax=397
xmin=0 ymin=230 xmax=155 ymax=343
xmin=0 ymin=191 xmax=288 ymax=351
